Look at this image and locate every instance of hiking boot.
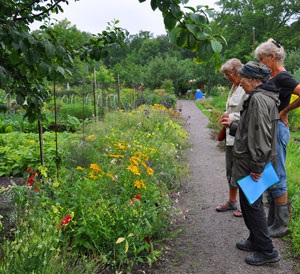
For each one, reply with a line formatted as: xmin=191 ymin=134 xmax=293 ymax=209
xmin=236 ymin=240 xmax=258 ymax=252
xmin=245 ymin=248 xmax=281 ymax=266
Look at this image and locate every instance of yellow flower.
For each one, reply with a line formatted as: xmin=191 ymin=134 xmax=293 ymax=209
xmin=109 ymin=154 xmax=124 ymax=158
xmin=114 ymin=143 xmax=126 ymax=149
xmin=142 ymin=153 xmax=149 ymax=161
xmin=147 ymin=167 xmax=154 ymax=176
xmin=134 ymin=180 xmax=146 ymax=190
xmin=119 ymin=109 xmax=124 ymax=112
xmin=106 ymin=173 xmax=114 ymax=179
xmin=130 ymin=157 xmax=140 ymax=166
xmin=134 ymin=151 xmax=141 ymax=159
xmin=86 ymin=135 xmax=96 ymax=141
xmin=90 ymin=163 xmax=101 ymax=172
xmin=76 ymin=166 xmax=85 ymax=171
xmin=127 ymin=165 xmax=140 ymax=176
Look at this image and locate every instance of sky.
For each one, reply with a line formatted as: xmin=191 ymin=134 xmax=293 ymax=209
xmin=31 ymin=0 xmax=219 ymax=36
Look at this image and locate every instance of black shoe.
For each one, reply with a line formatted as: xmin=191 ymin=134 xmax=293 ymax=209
xmin=245 ymin=249 xmax=281 ymax=266
xmin=236 ymin=240 xmax=258 ymax=251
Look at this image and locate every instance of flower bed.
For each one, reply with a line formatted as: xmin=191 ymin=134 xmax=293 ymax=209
xmin=0 ymin=104 xmax=189 ymax=272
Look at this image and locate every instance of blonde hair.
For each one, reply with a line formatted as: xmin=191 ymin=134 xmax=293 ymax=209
xmin=254 ymin=38 xmax=286 ymax=62
xmin=219 ymin=58 xmax=243 ymax=74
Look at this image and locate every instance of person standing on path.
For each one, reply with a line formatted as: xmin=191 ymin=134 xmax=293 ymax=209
xmin=255 ymin=39 xmax=300 ymax=237
xmin=221 ymin=62 xmax=281 ymax=266
xmin=216 ymin=58 xmax=248 ymax=217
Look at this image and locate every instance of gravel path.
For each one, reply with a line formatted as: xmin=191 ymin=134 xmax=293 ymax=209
xmin=150 ymin=99 xmax=298 ymax=274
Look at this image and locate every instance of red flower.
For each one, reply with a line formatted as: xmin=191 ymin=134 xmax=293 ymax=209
xmin=135 ymin=195 xmax=141 ymax=200
xmin=61 ymin=214 xmax=72 ymax=227
xmin=26 ymin=168 xmax=32 ymax=173
xmin=34 ymin=186 xmax=40 ymax=192
xmin=32 ymin=171 xmax=38 ymax=176
xmin=27 ymin=177 xmax=35 ymax=186
xmin=144 ymin=237 xmax=151 ymax=244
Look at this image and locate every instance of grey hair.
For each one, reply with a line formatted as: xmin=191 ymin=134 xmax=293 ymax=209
xmin=254 ymin=38 xmax=286 ymax=62
xmin=219 ymin=58 xmax=243 ymax=74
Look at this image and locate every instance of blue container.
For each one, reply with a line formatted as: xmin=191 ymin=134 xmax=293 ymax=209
xmin=196 ymin=91 xmax=203 ymax=99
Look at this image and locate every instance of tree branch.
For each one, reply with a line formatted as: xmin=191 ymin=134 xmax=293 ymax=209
xmin=13 ymin=0 xmax=65 ymax=22
xmin=13 ymin=0 xmax=41 ymax=20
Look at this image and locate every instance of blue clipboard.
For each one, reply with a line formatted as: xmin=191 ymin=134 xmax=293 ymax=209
xmin=237 ymin=162 xmax=279 ymax=205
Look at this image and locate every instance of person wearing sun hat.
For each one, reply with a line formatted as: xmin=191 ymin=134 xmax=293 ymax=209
xmin=221 ymin=61 xmax=281 ymax=266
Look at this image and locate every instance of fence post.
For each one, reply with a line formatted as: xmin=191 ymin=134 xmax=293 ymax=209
xmin=93 ymin=68 xmax=97 ymax=123
xmin=117 ymin=74 xmax=121 ymax=110
xmin=38 ymin=120 xmax=44 ymax=166
xmin=53 ymin=81 xmax=59 ymax=178
xmin=82 ymin=81 xmax=85 ymax=136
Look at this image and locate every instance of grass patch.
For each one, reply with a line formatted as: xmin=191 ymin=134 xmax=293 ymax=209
xmin=195 ymin=101 xmax=211 ymax=118
xmin=290 ymin=131 xmax=300 ymax=141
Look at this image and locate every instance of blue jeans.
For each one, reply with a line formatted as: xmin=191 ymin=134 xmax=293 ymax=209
xmin=268 ymin=120 xmax=289 ymax=200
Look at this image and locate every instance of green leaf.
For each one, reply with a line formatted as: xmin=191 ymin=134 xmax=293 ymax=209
xmin=176 ymin=29 xmax=188 ymax=48
xmin=214 ymin=34 xmax=228 ymax=46
xmin=184 ymin=6 xmax=196 ymax=13
xmin=171 ymin=2 xmax=182 ymax=18
xmin=205 ymin=8 xmax=215 ymax=18
xmin=158 ymin=0 xmax=170 ymax=12
xmin=187 ymin=34 xmax=198 ymax=52
xmin=82 ymin=241 xmax=92 ymax=249
xmin=189 ymin=13 xmax=207 ymax=24
xmin=213 ymin=53 xmax=222 ymax=72
xmin=150 ymin=0 xmax=158 ymax=10
xmin=9 ymin=51 xmax=20 ymax=65
xmin=195 ymin=40 xmax=214 ymax=63
xmin=211 ymin=40 xmax=222 ymax=53
xmin=164 ymin=12 xmax=177 ymax=31
xmin=16 ymin=95 xmax=25 ymax=106
xmin=19 ymin=40 xmax=28 ymax=53
xmin=43 ymin=40 xmax=55 ymax=57
xmin=39 ymin=61 xmax=49 ymax=75
xmin=186 ymin=24 xmax=207 ymax=40
xmin=56 ymin=66 xmax=65 ymax=76
xmin=170 ymin=26 xmax=181 ymax=43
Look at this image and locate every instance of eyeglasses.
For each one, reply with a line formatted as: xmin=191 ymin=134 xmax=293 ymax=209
xmin=223 ymin=72 xmax=234 ymax=79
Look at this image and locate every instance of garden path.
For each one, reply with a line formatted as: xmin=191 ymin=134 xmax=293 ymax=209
xmin=150 ymin=99 xmax=298 ymax=274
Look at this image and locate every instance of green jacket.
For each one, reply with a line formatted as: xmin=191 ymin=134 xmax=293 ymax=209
xmin=229 ymin=86 xmax=280 ymax=174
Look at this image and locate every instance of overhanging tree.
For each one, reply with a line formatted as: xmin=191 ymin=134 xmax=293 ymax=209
xmin=0 ymin=0 xmax=125 ymax=121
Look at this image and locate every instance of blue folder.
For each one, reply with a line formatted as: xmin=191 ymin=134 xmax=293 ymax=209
xmin=237 ymin=162 xmax=279 ymax=205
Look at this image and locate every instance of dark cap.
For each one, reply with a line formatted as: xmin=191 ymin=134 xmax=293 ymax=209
xmin=238 ymin=61 xmax=271 ymax=83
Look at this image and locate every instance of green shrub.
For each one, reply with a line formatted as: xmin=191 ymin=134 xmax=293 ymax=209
xmin=58 ymin=103 xmax=94 ymax=120
xmin=286 ymin=141 xmax=300 ymax=257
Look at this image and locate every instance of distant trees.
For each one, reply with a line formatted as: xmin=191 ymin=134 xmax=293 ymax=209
xmin=213 ymin=0 xmax=300 ymax=63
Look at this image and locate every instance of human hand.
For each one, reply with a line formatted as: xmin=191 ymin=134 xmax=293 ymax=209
xmin=221 ymin=112 xmax=229 ymax=119
xmin=221 ymin=117 xmax=232 ymax=128
xmin=279 ymin=110 xmax=289 ymax=127
xmin=250 ymin=172 xmax=262 ymax=182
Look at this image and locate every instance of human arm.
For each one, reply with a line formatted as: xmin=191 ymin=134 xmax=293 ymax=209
xmin=279 ymin=84 xmax=300 ymax=127
xmin=227 ymin=87 xmax=247 ymax=122
xmin=247 ymin=96 xmax=274 ymax=174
